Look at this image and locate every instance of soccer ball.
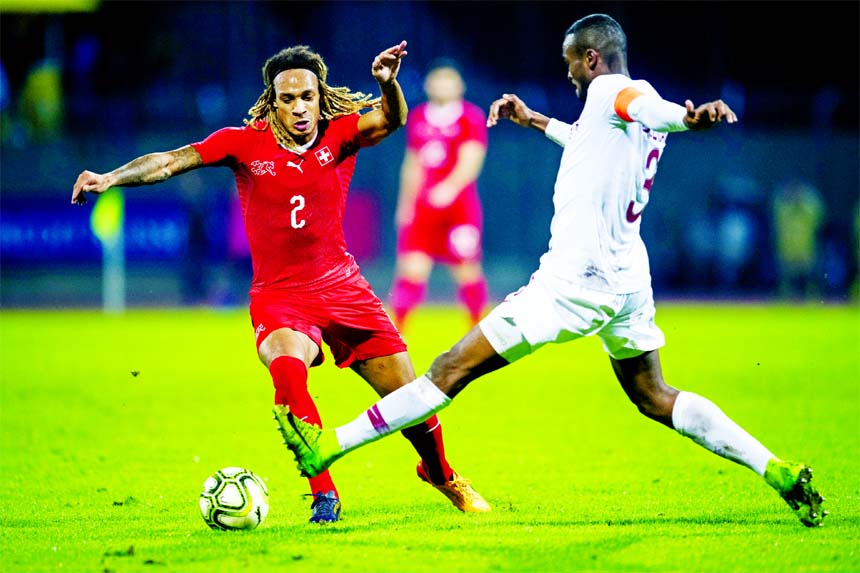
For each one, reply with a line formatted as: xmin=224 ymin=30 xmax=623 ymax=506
xmin=199 ymin=467 xmax=269 ymax=531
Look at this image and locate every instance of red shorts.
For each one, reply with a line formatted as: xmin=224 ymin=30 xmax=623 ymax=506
xmin=249 ymin=273 xmax=407 ymax=369
xmin=397 ymin=191 xmax=483 ymax=264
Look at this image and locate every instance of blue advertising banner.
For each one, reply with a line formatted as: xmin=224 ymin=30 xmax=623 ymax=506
xmin=1 ymin=197 xmax=189 ymax=263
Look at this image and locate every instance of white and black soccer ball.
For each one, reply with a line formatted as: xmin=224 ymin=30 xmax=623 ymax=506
xmin=199 ymin=467 xmax=269 ymax=531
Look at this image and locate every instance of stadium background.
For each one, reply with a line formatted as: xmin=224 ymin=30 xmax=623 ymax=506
xmin=1 ymin=0 xmax=858 ymax=309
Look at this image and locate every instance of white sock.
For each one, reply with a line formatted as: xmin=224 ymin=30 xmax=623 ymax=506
xmin=671 ymin=391 xmax=774 ymax=476
xmin=335 ymin=375 xmax=451 ymax=453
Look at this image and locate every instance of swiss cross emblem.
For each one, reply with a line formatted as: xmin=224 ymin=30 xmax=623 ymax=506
xmin=315 ymin=146 xmax=334 ymax=166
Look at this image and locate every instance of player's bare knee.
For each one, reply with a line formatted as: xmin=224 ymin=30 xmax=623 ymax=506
xmin=427 ymin=351 xmax=466 ymax=394
xmin=633 ymin=386 xmax=677 ymax=424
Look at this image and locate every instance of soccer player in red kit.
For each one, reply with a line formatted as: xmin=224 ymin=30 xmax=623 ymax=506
xmin=71 ymin=41 xmax=489 ymax=523
xmin=390 ymin=61 xmax=489 ymax=332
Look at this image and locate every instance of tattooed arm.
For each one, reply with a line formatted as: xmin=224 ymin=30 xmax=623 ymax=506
xmin=71 ymin=145 xmax=203 ymax=205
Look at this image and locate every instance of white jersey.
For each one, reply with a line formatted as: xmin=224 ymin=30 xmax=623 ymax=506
xmin=538 ymin=74 xmax=671 ymax=294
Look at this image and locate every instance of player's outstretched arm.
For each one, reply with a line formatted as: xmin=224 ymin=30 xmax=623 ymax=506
xmin=486 ymin=93 xmax=550 ymax=131
xmin=359 ymin=40 xmax=409 ymax=144
xmin=71 ymin=145 xmax=203 ymax=205
xmin=682 ymin=99 xmax=737 ymax=131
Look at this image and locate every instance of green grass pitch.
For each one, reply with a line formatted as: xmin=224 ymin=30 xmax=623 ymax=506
xmin=1 ymin=302 xmax=858 ymax=572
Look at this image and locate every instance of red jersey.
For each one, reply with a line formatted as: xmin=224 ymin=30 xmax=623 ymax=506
xmin=191 ymin=114 xmax=373 ymax=294
xmin=407 ymin=100 xmax=487 ymax=206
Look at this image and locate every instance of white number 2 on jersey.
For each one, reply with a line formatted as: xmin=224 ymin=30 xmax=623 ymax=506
xmin=290 ymin=195 xmax=306 ymax=229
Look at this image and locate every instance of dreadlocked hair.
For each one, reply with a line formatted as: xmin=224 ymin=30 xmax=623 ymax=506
xmin=245 ymin=45 xmax=380 ymax=149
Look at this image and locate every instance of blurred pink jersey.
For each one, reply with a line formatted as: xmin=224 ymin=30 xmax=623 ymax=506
xmin=398 ymin=100 xmax=487 ymax=263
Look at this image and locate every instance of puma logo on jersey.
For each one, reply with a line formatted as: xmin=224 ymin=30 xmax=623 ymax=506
xmin=286 ymin=159 xmax=304 ymax=173
xmin=250 ymin=160 xmax=276 ymax=176
xmin=254 ymin=323 xmax=267 ymax=340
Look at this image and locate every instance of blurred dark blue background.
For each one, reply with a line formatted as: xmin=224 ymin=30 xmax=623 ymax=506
xmin=1 ymin=0 xmax=858 ymax=308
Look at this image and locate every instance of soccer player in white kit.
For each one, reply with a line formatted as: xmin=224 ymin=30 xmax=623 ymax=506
xmin=274 ymin=13 xmax=826 ymax=527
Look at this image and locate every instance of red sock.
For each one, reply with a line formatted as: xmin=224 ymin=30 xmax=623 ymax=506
xmin=270 ymin=356 xmax=338 ymax=497
xmin=400 ymin=415 xmax=453 ymax=484
xmin=390 ymin=277 xmax=427 ymax=329
xmin=457 ymin=278 xmax=488 ymax=326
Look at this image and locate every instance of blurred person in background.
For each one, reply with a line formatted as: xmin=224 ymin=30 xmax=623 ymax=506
xmin=275 ymin=13 xmax=827 ymax=529
xmin=19 ymin=58 xmax=64 ymax=143
xmin=710 ymin=174 xmax=769 ymax=294
xmin=389 ymin=60 xmax=489 ymax=333
xmin=220 ymin=191 xmax=254 ymax=306
xmin=771 ymin=178 xmax=825 ymax=299
xmin=71 ymin=41 xmax=489 ymax=523
xmin=176 ymin=174 xmax=210 ymax=306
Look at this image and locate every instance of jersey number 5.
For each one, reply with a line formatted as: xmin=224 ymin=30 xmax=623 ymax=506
xmin=290 ymin=195 xmax=306 ymax=229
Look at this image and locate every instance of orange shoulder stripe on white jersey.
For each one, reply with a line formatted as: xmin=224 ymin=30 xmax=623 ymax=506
xmin=614 ymin=87 xmax=645 ymax=122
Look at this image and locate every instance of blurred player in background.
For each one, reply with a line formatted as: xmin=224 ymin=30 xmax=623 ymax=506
xmin=772 ymin=178 xmax=825 ymax=299
xmin=390 ymin=60 xmax=489 ymax=332
xmin=71 ymin=41 xmax=489 ymax=523
xmin=275 ymin=15 xmax=827 ymax=528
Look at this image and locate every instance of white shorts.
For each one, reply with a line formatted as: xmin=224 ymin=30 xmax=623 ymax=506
xmin=479 ymin=270 xmax=665 ymax=362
